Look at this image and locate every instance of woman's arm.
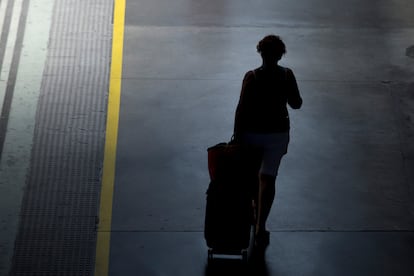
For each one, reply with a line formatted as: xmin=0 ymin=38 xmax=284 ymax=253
xmin=286 ymin=69 xmax=303 ymax=109
xmin=234 ymin=71 xmax=255 ymax=137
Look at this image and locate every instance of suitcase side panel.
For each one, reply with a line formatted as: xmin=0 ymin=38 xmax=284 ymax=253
xmin=204 ymin=180 xmax=252 ymax=251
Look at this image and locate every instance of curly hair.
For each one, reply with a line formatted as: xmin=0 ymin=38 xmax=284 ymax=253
xmin=256 ymin=35 xmax=286 ymax=58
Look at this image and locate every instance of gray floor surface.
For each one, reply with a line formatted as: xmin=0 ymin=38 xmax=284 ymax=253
xmin=109 ymin=1 xmax=414 ymax=275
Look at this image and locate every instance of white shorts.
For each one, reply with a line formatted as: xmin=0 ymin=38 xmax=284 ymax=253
xmin=241 ymin=132 xmax=289 ymax=177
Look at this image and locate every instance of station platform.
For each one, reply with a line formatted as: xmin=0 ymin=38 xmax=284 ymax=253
xmin=0 ymin=0 xmax=414 ymax=275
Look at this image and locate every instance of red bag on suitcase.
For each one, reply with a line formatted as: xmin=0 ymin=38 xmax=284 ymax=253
xmin=207 ymin=141 xmax=262 ymax=182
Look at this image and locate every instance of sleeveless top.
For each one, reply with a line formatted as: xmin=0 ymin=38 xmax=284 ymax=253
xmin=234 ymin=65 xmax=302 ymax=134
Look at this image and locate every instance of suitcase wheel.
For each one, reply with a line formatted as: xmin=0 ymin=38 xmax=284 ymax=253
xmin=207 ymin=248 xmax=248 ymax=264
xmin=207 ymin=249 xmax=214 ymax=264
xmin=242 ymin=250 xmax=248 ymax=263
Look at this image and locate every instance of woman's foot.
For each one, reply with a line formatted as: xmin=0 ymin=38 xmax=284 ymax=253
xmin=255 ymin=230 xmax=270 ymax=248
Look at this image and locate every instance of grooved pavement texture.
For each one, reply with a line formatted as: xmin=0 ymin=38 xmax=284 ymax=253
xmin=10 ymin=0 xmax=112 ymax=275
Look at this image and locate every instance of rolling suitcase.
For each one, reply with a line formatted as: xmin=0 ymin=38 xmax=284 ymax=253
xmin=204 ymin=141 xmax=261 ymax=263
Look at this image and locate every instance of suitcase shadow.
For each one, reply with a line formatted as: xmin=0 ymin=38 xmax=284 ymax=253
xmin=205 ymin=253 xmax=270 ymax=276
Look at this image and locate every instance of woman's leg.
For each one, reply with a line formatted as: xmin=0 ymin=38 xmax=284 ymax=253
xmin=249 ymin=132 xmax=288 ymax=247
xmin=256 ymin=173 xmax=276 ymax=236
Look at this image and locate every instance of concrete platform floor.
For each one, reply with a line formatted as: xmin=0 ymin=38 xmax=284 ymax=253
xmin=0 ymin=0 xmax=413 ymax=275
xmin=110 ymin=0 xmax=414 ymax=275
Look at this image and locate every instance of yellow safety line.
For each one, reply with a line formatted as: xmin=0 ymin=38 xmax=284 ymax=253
xmin=94 ymin=0 xmax=125 ymax=275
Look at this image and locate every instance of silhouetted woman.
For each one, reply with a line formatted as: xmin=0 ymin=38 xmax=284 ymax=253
xmin=234 ymin=35 xmax=302 ymax=248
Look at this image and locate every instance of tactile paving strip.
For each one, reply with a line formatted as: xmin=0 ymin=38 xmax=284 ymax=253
xmin=10 ymin=0 xmax=112 ymax=275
